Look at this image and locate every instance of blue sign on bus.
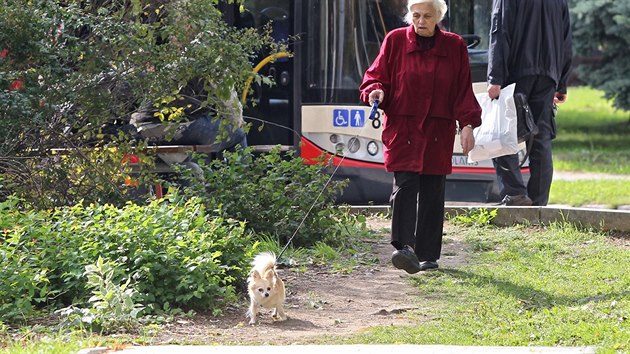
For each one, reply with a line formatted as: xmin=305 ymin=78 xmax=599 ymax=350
xmin=350 ymin=110 xmax=365 ymax=127
xmin=333 ymin=109 xmax=349 ymax=127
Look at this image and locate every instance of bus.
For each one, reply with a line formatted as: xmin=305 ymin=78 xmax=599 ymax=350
xmin=223 ymin=0 xmax=528 ymax=204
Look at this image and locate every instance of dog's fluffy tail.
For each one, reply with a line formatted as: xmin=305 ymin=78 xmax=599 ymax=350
xmin=251 ymin=252 xmax=277 ymax=271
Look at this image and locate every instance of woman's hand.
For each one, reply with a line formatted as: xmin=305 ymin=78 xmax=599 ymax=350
xmin=460 ymin=125 xmax=475 ymax=155
xmin=368 ymin=89 xmax=384 ymax=106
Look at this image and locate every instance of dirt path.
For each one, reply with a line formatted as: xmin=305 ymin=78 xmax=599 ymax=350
xmin=152 ymin=219 xmax=469 ymax=345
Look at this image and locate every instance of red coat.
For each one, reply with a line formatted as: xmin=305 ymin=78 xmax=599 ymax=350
xmin=360 ymin=25 xmax=482 ymax=174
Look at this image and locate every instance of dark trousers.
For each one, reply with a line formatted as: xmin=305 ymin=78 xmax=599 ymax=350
xmin=390 ymin=172 xmax=445 ymax=262
xmin=493 ymin=75 xmax=556 ymax=206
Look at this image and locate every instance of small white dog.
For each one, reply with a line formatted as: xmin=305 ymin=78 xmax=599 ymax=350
xmin=246 ymin=252 xmax=287 ymax=325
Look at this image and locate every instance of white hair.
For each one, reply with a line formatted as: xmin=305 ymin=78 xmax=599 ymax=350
xmin=404 ymin=0 xmax=448 ymax=24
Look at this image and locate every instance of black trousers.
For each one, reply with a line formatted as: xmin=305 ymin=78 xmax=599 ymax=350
xmin=493 ymin=75 xmax=556 ymax=206
xmin=390 ymin=172 xmax=445 ymax=262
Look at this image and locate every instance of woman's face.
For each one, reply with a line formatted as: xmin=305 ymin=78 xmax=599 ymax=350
xmin=410 ymin=2 xmax=438 ymax=37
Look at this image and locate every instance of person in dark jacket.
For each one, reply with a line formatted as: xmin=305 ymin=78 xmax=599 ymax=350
xmin=487 ymin=0 xmax=572 ymax=206
xmin=359 ymin=0 xmax=482 ymax=273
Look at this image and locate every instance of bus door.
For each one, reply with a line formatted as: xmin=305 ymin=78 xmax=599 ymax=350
xmin=237 ymin=0 xmax=295 ymax=150
xmin=298 ymin=0 xmax=408 ymax=204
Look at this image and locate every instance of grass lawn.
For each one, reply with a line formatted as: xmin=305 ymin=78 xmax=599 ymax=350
xmin=548 ymin=86 xmax=630 ymax=207
xmin=346 ymin=220 xmax=630 ymax=353
xmin=553 ymin=86 xmax=630 ymax=174
xmin=550 ymin=179 xmax=630 ymax=208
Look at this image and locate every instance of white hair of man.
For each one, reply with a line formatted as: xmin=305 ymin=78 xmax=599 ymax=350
xmin=404 ymin=0 xmax=448 ymax=24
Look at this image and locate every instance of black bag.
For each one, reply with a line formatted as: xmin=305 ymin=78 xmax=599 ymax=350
xmin=512 ymin=93 xmax=538 ymax=168
xmin=514 ymin=92 xmax=538 ymax=144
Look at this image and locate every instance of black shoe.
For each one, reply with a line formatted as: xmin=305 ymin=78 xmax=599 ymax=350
xmin=391 ymin=246 xmax=421 ymax=274
xmin=498 ymin=194 xmax=533 ymax=206
xmin=419 ymin=260 xmax=439 ymax=271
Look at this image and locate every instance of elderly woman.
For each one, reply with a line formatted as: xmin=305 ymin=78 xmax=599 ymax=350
xmin=359 ymin=0 xmax=481 ymax=273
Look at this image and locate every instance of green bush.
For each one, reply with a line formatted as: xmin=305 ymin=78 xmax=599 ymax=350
xmin=0 ymin=197 xmax=254 ymax=323
xmin=0 ymin=0 xmax=278 ymax=208
xmin=0 ymin=197 xmax=53 ymax=322
xmin=57 ymin=257 xmax=145 ymax=334
xmin=181 ymin=146 xmax=349 ymax=248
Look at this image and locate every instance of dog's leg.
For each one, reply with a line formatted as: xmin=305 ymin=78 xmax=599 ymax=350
xmin=274 ymin=304 xmax=287 ymax=321
xmin=247 ymin=302 xmax=258 ymax=325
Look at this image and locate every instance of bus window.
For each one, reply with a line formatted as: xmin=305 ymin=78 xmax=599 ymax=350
xmin=380 ymin=0 xmax=408 ymax=32
xmin=446 ymin=0 xmax=491 ymax=49
xmin=303 ymin=0 xmax=407 ymax=104
xmin=445 ymin=0 xmax=492 ymax=82
xmin=301 ymin=0 xmax=493 ymax=103
xmin=238 ymin=0 xmax=294 ymax=147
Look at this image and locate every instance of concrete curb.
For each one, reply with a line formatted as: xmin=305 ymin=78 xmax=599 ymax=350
xmin=348 ymin=205 xmax=630 ymax=234
xmin=79 ymin=344 xmax=596 ymax=354
xmin=447 ymin=205 xmax=630 ymax=233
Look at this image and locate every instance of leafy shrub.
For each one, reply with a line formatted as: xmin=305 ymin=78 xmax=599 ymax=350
xmin=0 ymin=198 xmax=53 ymax=322
xmin=57 ymin=257 xmax=144 ymax=334
xmin=181 ymin=146 xmax=349 ymax=248
xmin=0 ymin=0 xmax=278 ymax=208
xmin=0 ymin=197 xmax=254 ymax=323
xmin=49 ymin=198 xmax=253 ymax=313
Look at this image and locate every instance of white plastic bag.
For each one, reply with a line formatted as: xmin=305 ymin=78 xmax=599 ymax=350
xmin=468 ymin=83 xmax=519 ymax=162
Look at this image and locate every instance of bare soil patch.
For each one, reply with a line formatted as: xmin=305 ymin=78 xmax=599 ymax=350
xmin=152 ymin=219 xmax=470 ymax=345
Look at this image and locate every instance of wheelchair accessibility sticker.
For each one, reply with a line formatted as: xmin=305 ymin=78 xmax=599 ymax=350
xmin=333 ymin=109 xmax=365 ymax=127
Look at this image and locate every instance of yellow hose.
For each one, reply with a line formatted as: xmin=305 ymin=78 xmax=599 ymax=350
xmin=241 ymin=51 xmax=291 ymax=104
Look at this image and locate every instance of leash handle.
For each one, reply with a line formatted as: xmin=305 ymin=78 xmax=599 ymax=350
xmin=368 ymin=99 xmax=379 ymax=120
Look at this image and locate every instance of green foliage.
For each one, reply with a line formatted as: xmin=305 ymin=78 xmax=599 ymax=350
xmin=57 ymin=257 xmax=144 ymax=334
xmin=448 ymin=208 xmax=498 ymax=227
xmin=311 ymin=242 xmax=340 ymax=263
xmin=83 ymin=257 xmax=144 ymax=332
xmin=51 ymin=198 xmax=251 ymax=313
xmin=0 ymin=198 xmax=53 ymax=322
xmin=0 ymin=197 xmax=253 ymax=323
xmin=0 ymin=0 xmax=277 ymax=208
xmin=181 ymin=146 xmax=349 ymax=248
xmin=571 ymin=0 xmax=630 ymax=111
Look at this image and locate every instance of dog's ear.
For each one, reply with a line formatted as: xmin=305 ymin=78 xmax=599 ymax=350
xmin=251 ymin=270 xmax=261 ymax=280
xmin=263 ymin=269 xmax=276 ymax=281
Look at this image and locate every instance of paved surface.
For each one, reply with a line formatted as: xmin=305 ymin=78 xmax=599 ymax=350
xmin=78 ymin=344 xmax=596 ymax=354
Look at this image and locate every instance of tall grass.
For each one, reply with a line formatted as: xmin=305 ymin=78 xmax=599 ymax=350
xmin=554 ymin=86 xmax=630 ymax=174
